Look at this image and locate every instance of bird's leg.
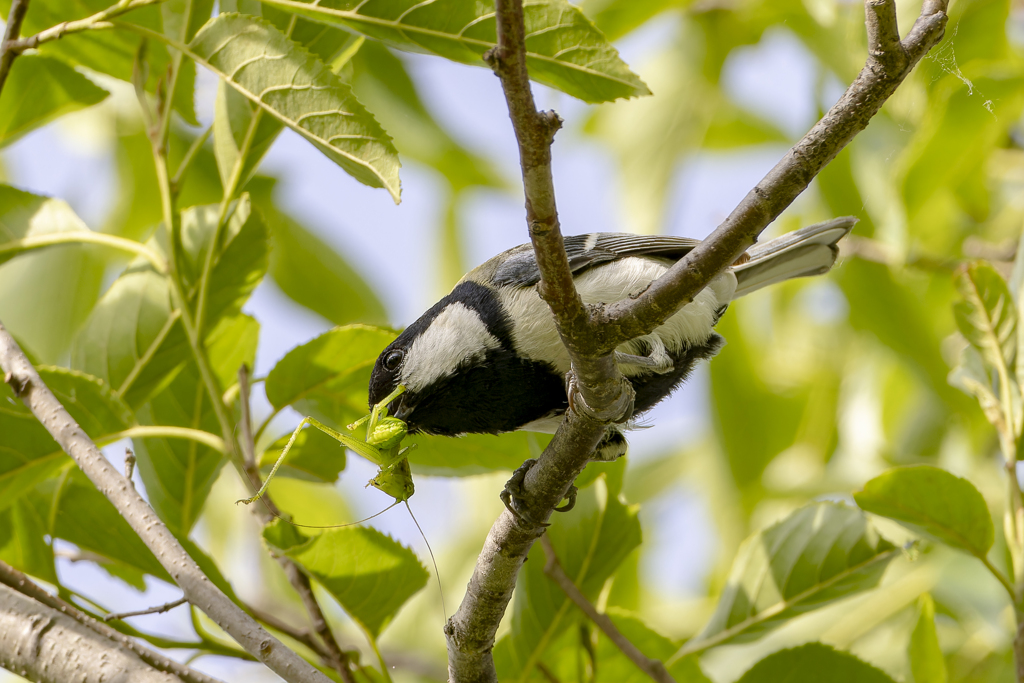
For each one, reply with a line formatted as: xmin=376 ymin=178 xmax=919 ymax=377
xmin=614 ymin=334 xmax=673 ymax=374
xmin=500 ymin=458 xmax=578 ymax=525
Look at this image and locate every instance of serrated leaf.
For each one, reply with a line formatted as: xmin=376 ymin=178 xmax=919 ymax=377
xmin=27 ymin=468 xmax=174 ymax=585
xmin=265 ymin=324 xmax=397 ymax=427
xmin=953 ymin=261 xmax=1016 ymax=375
xmin=260 ymin=426 xmax=347 ymax=483
xmin=263 ymin=519 xmax=428 ymax=637
xmin=695 ymin=503 xmax=896 ymax=648
xmin=189 ymin=13 xmax=400 ymax=200
xmin=854 ymin=465 xmax=994 ymax=558
xmin=495 ymin=477 xmax=641 ymax=681
xmin=0 ymin=54 xmax=109 ymax=148
xmin=909 ymin=594 xmax=947 ymax=683
xmin=735 ymin=643 xmax=896 ymax=683
xmin=257 ymin=0 xmax=650 ymax=103
xmin=0 ymin=367 xmax=133 ymax=512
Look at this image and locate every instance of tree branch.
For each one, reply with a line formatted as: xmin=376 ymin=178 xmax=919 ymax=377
xmin=0 ymin=560 xmax=222 ymax=683
xmin=445 ymin=1 xmax=949 ymax=681
xmin=0 ymin=321 xmax=333 ymax=683
xmin=540 ymin=536 xmax=675 ymax=683
xmin=104 ymin=596 xmax=189 ymax=622
xmin=0 ymin=0 xmax=30 ymax=99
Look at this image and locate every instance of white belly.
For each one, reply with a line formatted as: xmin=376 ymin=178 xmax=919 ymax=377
xmin=499 ymin=257 xmax=736 ymax=376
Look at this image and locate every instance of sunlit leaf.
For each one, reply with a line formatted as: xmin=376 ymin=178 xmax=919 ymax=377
xmin=953 ymin=261 xmax=1016 ymax=375
xmin=0 ymin=500 xmax=57 ymax=584
xmin=854 ymin=465 xmax=994 ymax=558
xmin=260 ymin=426 xmax=347 ymax=483
xmin=213 ymin=80 xmax=285 ymax=191
xmin=695 ymin=503 xmax=896 ymax=647
xmin=909 ymin=594 xmax=947 ymax=683
xmin=162 ymin=0 xmax=216 ymax=126
xmin=495 ymin=476 xmax=641 ymax=680
xmin=263 ymin=518 xmax=428 ymax=637
xmin=189 ymin=13 xmax=401 ymax=200
xmin=265 ymin=325 xmax=396 ymax=428
xmin=0 ymin=54 xmax=109 ymax=148
xmin=407 ymin=431 xmax=548 ymax=476
xmin=580 ymin=0 xmax=684 ymax=41
xmin=735 ymin=643 xmax=896 ymax=683
xmin=257 ymin=0 xmax=650 ymax=103
xmin=949 ymin=345 xmax=1004 ymax=430
xmin=0 ymin=367 xmax=133 ymax=512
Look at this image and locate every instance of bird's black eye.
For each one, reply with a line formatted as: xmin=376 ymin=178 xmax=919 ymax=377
xmin=383 ymin=349 xmax=404 ymax=372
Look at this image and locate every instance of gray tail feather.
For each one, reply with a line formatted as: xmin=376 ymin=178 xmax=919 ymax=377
xmin=732 ymin=217 xmax=857 ymax=299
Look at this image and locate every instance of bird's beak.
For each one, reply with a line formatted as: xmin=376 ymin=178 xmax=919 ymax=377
xmin=392 ymin=394 xmax=413 ymax=422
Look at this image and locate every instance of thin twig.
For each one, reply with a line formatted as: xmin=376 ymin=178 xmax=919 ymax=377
xmin=0 ymin=0 xmax=30 ymax=98
xmin=0 ymin=559 xmax=223 ymax=683
xmin=124 ymin=446 xmax=137 ymax=484
xmin=0 ymin=322 xmax=332 ymax=683
xmin=104 ymin=596 xmax=188 ymax=622
xmin=540 ymin=536 xmax=676 ymax=683
xmin=445 ymin=1 xmax=950 ymax=681
xmin=3 ymin=0 xmax=166 ymax=55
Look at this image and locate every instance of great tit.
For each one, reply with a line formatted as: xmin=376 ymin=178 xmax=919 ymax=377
xmin=368 ymin=217 xmax=855 ymax=457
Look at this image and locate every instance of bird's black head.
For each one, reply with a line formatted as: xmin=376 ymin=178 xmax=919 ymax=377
xmin=368 ymin=280 xmax=518 ymax=435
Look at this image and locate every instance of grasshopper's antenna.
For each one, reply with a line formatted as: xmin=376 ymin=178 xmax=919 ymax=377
xmin=274 ymin=500 xmax=402 ymax=530
xmin=404 ymin=500 xmax=446 ymax=621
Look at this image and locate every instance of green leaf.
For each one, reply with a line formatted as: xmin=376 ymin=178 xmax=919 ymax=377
xmin=188 ymin=13 xmax=400 ymax=200
xmin=263 ymin=519 xmax=428 ymax=637
xmin=257 ymin=0 xmax=650 ymax=104
xmin=265 ymin=325 xmax=397 ymax=428
xmin=0 ymin=501 xmax=57 ymax=584
xmin=735 ymin=643 xmax=896 ymax=683
xmin=213 ymin=79 xmax=285 ymax=191
xmin=260 ymin=426 xmax=347 ymax=483
xmin=695 ymin=502 xmax=896 ymax=647
xmin=953 ymin=262 xmax=1016 ymax=375
xmin=909 ymin=594 xmax=947 ymax=683
xmin=0 ymin=184 xmax=91 ymax=267
xmin=262 ymin=205 xmax=388 ymax=326
xmin=580 ymin=0 xmax=682 ymax=41
xmin=589 ymin=610 xmax=711 ymax=683
xmin=495 ymin=476 xmax=641 ymax=681
xmin=0 ymin=367 xmax=133 ymax=512
xmin=0 ymin=54 xmax=109 ymax=148
xmin=949 ymin=345 xmax=1004 ymax=429
xmin=27 ymin=468 xmax=174 ymax=585
xmin=408 ymin=432 xmax=549 ymax=476
xmin=854 ymin=465 xmax=994 ymax=557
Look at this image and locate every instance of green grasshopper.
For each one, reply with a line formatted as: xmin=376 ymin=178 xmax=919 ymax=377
xmin=241 ymin=385 xmax=414 ymax=507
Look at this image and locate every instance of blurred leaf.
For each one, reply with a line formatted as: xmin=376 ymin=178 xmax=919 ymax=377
xmin=28 ymin=468 xmax=174 ymax=585
xmin=695 ymin=503 xmax=896 ymax=647
xmin=953 ymin=261 xmax=1016 ymax=374
xmin=206 ymin=313 xmax=260 ymax=391
xmin=854 ymin=465 xmax=994 ymax=558
xmin=0 ymin=185 xmax=106 ymax=362
xmin=265 ymin=325 xmax=396 ymax=428
xmin=580 ymin=0 xmax=684 ymax=41
xmin=495 ymin=477 xmax=641 ymax=680
xmin=263 ymin=518 xmax=428 ymax=637
xmin=351 ymin=41 xmax=501 ymax=191
xmin=407 ymin=432 xmax=549 ymax=476
xmin=584 ymin=610 xmax=710 ymax=683
xmin=0 ymin=0 xmax=172 ymax=89
xmin=949 ymin=346 xmax=1004 ymax=429
xmin=0 ymin=54 xmax=109 ymax=149
xmin=735 ymin=643 xmax=896 ymax=683
xmin=260 ymin=426 xmax=347 ymax=483
xmin=259 ymin=0 xmax=650 ymax=103
xmin=262 ymin=207 xmax=388 ymax=326
xmin=0 ymin=367 xmax=133 ymax=513
xmin=909 ymin=594 xmax=947 ymax=683
xmin=189 ymin=14 xmax=401 ymax=200
xmin=213 ymin=80 xmax=284 ymax=191
xmin=701 ymin=105 xmax=788 ymax=149
xmin=0 ymin=501 xmax=57 ymax=584
xmin=162 ymin=0 xmax=216 ymax=126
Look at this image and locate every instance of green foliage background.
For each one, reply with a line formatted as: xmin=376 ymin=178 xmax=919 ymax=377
xmin=1 ymin=0 xmax=1023 ymax=681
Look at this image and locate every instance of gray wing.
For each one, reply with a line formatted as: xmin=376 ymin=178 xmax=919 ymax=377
xmin=490 ymin=233 xmax=702 ymax=287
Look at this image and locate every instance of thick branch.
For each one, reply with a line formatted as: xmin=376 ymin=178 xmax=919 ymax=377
xmin=0 ymin=322 xmax=332 ymax=683
xmin=540 ymin=536 xmax=675 ymax=683
xmin=0 ymin=560 xmax=221 ymax=683
xmin=594 ymin=0 xmax=949 ymax=349
xmin=446 ymin=1 xmax=949 ymax=681
xmin=0 ymin=0 xmax=30 ymax=99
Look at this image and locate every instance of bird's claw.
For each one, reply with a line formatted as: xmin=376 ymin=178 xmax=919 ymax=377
xmin=500 ymin=459 xmax=578 ymax=526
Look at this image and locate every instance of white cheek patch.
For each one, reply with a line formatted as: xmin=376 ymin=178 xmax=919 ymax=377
xmin=401 ymin=302 xmax=501 ymax=392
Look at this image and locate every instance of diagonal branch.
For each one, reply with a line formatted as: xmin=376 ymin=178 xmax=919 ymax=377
xmin=445 ymin=1 xmax=949 ymax=681
xmin=0 ymin=321 xmax=333 ymax=683
xmin=0 ymin=0 xmax=30 ymax=98
xmin=0 ymin=560 xmax=222 ymax=683
xmin=540 ymin=536 xmax=676 ymax=683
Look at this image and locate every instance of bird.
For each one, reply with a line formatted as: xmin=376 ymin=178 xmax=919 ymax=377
xmin=368 ymin=217 xmax=855 ymax=460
